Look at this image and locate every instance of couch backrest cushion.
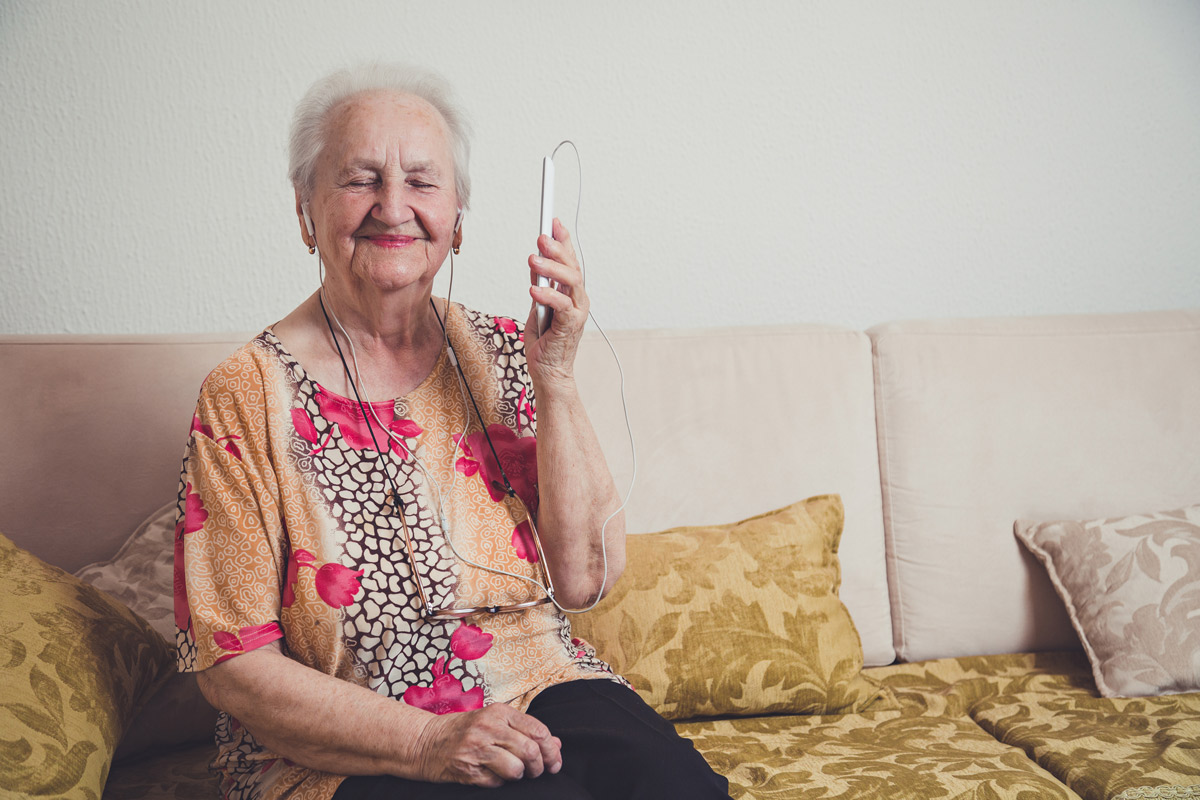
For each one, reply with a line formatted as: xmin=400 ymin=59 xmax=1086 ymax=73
xmin=0 ymin=335 xmax=250 ymax=572
xmin=575 ymin=325 xmax=894 ymax=666
xmin=871 ymin=310 xmax=1200 ymax=663
xmin=0 ymin=325 xmax=896 ymax=667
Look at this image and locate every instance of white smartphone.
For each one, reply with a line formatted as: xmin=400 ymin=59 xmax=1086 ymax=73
xmin=536 ymin=156 xmax=555 ymax=336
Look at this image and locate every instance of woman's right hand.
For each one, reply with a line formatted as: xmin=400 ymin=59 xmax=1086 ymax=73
xmin=196 ymin=642 xmax=562 ymax=786
xmin=417 ymin=703 xmax=563 ymax=787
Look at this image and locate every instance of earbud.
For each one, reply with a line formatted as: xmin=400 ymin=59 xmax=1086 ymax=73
xmin=302 ymin=202 xmax=315 ymax=237
xmin=454 ymin=208 xmax=464 ymax=233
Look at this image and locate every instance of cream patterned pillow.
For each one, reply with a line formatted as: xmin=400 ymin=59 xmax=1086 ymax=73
xmin=75 ymin=502 xmax=178 ymax=641
xmin=1016 ymin=504 xmax=1200 ymax=698
xmin=572 ymin=495 xmax=894 ymax=720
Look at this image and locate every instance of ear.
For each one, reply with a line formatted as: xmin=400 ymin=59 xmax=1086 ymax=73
xmin=295 ymin=189 xmax=315 ymax=249
xmin=452 ymin=223 xmax=463 ymax=252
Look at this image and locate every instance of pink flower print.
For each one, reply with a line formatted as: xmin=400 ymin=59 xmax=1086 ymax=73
xmin=456 ymin=425 xmax=539 ymax=512
xmin=173 ymin=483 xmax=207 ymax=632
xmin=313 ymin=386 xmax=422 ymax=457
xmin=403 ymin=657 xmax=485 ymax=715
xmin=191 ymin=415 xmax=244 ymax=461
xmin=292 ymin=408 xmax=333 ymax=455
xmin=495 ymin=316 xmax=518 ymax=335
xmin=213 ymin=623 xmax=282 ymax=663
xmin=571 ymin=637 xmax=588 ymax=659
xmin=390 ymin=417 xmax=423 ymax=439
xmin=511 ymin=521 xmax=539 ymax=564
xmin=450 ymin=622 xmax=494 ymax=661
xmin=173 ymin=529 xmax=190 ymax=633
xmin=283 ymin=549 xmax=363 ymax=609
xmin=191 ymin=415 xmax=214 ymax=440
xmin=517 ymin=387 xmax=535 ymax=428
xmin=314 ymin=562 xmax=364 ymax=609
xmin=282 ymin=549 xmax=316 ymax=608
xmin=292 ymin=408 xmax=317 ymax=444
xmin=454 ymin=434 xmax=479 ymax=478
xmin=239 ymin=622 xmax=281 ymax=643
xmin=214 ymin=630 xmax=244 ymax=664
xmin=182 ymin=483 xmax=208 ymax=534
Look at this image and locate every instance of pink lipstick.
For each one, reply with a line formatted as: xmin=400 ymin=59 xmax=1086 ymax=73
xmin=366 ymin=235 xmax=415 ymax=248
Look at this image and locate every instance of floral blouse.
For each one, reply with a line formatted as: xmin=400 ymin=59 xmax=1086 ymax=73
xmin=174 ymin=303 xmax=623 ymax=800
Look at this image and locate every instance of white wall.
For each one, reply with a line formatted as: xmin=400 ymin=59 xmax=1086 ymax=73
xmin=2 ymin=0 xmax=1198 ymax=335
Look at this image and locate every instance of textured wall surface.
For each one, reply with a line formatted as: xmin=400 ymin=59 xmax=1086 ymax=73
xmin=2 ymin=0 xmax=1199 ymax=334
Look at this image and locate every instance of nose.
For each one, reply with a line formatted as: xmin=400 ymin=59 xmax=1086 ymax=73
xmin=373 ymin=179 xmax=416 ymax=228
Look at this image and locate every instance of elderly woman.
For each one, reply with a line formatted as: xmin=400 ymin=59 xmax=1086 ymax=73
xmin=173 ymin=64 xmax=728 ymax=800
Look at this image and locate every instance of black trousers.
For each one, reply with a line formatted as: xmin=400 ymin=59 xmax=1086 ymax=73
xmin=333 ymin=679 xmax=730 ymax=799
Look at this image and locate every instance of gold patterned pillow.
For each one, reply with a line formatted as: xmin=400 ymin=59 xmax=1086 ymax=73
xmin=0 ymin=532 xmax=175 ymax=799
xmin=1016 ymin=504 xmax=1200 ymax=698
xmin=572 ymin=495 xmax=894 ymax=720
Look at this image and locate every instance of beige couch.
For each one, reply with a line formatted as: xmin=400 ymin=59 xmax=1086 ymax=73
xmin=2 ymin=309 xmax=1199 ymax=799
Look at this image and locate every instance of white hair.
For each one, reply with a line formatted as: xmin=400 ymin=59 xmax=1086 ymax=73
xmin=288 ymin=63 xmax=473 ymax=209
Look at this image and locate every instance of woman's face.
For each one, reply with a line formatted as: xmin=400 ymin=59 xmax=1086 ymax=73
xmin=302 ymin=90 xmax=460 ymax=297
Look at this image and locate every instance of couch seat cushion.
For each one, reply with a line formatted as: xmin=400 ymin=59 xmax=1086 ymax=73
xmin=866 ymin=650 xmax=1096 ymax=716
xmin=971 ymin=691 xmax=1200 ymax=800
xmin=678 ymin=710 xmax=1081 ymax=799
xmin=103 ymin=742 xmax=218 ymax=799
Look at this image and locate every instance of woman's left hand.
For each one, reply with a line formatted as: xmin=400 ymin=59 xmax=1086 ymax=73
xmin=525 ymin=218 xmax=588 ymax=391
xmin=521 ymin=216 xmax=625 ymax=606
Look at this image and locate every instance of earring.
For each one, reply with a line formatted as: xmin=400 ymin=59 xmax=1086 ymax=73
xmin=453 ymin=245 xmax=461 ymax=255
xmin=307 ymin=243 xmax=316 ymax=255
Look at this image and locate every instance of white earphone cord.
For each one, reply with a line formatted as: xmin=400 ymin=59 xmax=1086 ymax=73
xmin=312 ymin=140 xmax=637 ymax=616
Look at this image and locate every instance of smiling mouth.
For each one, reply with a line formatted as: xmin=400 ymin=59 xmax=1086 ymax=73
xmin=364 ymin=235 xmax=417 ymax=248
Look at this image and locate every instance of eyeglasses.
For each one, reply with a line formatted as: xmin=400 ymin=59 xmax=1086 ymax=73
xmin=396 ymin=489 xmax=558 ymax=620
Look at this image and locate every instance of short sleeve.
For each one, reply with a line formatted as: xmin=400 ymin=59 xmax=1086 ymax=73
xmin=175 ymin=355 xmax=286 ymax=672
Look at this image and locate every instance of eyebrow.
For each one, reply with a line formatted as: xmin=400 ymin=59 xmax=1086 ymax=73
xmin=339 ymin=159 xmax=443 ymax=177
xmin=402 ymin=160 xmax=443 ymax=177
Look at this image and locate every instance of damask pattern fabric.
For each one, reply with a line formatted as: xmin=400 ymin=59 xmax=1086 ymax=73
xmin=175 ymin=303 xmax=622 ymax=800
xmin=673 ymin=651 xmax=1200 ymax=799
xmin=680 ymin=710 xmax=1082 ymax=799
xmin=570 ymin=495 xmax=894 ymax=720
xmin=1113 ymin=788 xmax=1200 ymax=800
xmin=0 ymin=532 xmax=174 ymax=800
xmin=867 ymin=650 xmax=1097 ymax=717
xmin=1015 ymin=504 xmax=1200 ymax=697
xmin=684 ymin=651 xmax=1199 ymax=800
xmin=972 ymin=691 xmax=1200 ymax=799
xmin=869 ymin=652 xmax=1200 ymax=800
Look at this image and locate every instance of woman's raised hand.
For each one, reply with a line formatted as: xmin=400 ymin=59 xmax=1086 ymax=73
xmin=416 ymin=703 xmax=563 ymax=787
xmin=525 ymin=218 xmax=589 ymax=391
